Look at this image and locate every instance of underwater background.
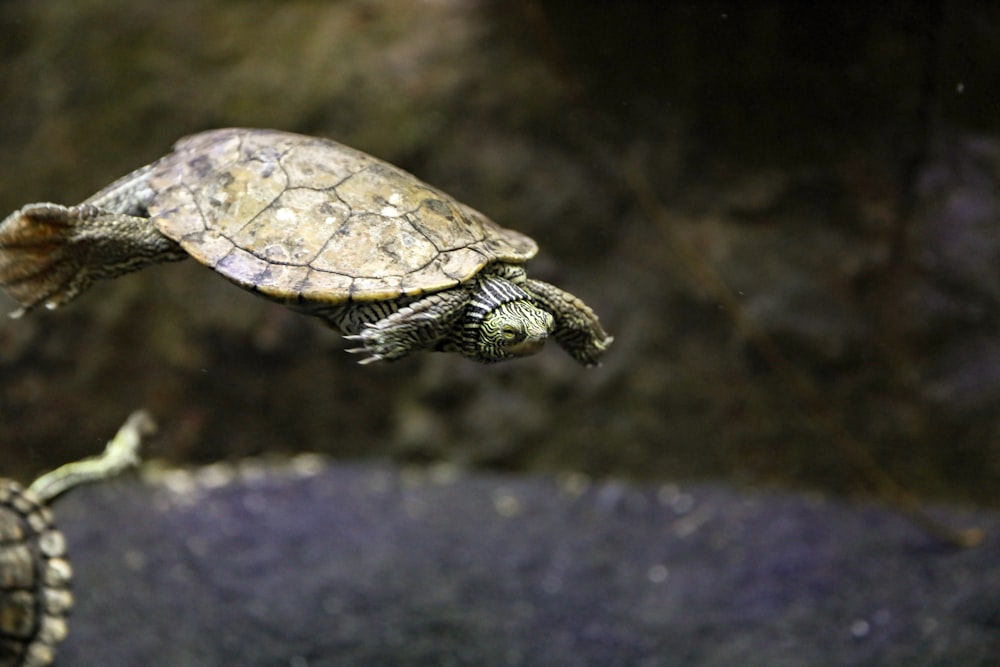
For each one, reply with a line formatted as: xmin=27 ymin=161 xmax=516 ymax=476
xmin=3 ymin=0 xmax=999 ymax=505
xmin=2 ymin=3 xmax=1000 ymax=665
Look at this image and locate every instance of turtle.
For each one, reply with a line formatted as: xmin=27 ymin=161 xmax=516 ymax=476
xmin=0 ymin=411 xmax=153 ymax=667
xmin=0 ymin=128 xmax=612 ymax=365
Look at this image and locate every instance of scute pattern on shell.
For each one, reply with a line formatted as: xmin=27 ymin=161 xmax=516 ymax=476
xmin=147 ymin=128 xmax=538 ymax=303
xmin=0 ymin=481 xmax=71 ymax=667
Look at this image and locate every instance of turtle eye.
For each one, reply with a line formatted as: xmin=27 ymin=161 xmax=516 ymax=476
xmin=501 ymin=324 xmax=521 ymax=342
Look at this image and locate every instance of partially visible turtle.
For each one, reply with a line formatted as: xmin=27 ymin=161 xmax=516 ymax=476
xmin=0 ymin=411 xmax=153 ymax=667
xmin=0 ymin=128 xmax=611 ymax=365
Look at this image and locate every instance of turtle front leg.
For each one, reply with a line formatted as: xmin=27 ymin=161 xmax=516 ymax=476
xmin=341 ymin=289 xmax=470 ymax=364
xmin=524 ymin=278 xmax=613 ymax=366
xmin=0 ymin=203 xmax=185 ymax=317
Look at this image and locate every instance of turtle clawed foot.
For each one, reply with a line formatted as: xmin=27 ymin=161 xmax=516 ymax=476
xmin=343 ymin=322 xmax=417 ymax=364
xmin=343 ymin=330 xmax=397 ymax=365
xmin=569 ymin=333 xmax=614 ymax=367
xmin=343 ymin=334 xmax=382 ymax=364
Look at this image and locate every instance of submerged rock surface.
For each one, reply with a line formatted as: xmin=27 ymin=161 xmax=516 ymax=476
xmin=54 ymin=462 xmax=1000 ymax=667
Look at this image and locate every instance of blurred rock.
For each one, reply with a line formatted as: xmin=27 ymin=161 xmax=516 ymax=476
xmin=52 ymin=461 xmax=1000 ymax=667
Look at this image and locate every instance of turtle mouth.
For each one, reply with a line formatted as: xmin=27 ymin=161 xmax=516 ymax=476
xmin=507 ymin=332 xmax=548 ymax=357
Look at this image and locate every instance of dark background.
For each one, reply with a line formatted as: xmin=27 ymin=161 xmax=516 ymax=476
xmin=2 ymin=0 xmax=1000 ymax=507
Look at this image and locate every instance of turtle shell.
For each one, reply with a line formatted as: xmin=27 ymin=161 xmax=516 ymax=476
xmin=0 ymin=481 xmax=72 ymax=667
xmin=144 ymin=128 xmax=538 ymax=304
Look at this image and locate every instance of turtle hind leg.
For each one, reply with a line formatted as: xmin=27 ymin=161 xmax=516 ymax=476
xmin=0 ymin=202 xmax=186 ymax=316
xmin=524 ymin=278 xmax=613 ymax=366
xmin=0 ymin=204 xmax=82 ymax=315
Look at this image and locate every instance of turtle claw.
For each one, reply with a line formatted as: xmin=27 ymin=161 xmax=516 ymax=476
xmin=345 ymin=347 xmax=385 ymax=365
xmin=343 ymin=333 xmax=385 ymax=364
xmin=342 ymin=323 xmax=414 ymax=364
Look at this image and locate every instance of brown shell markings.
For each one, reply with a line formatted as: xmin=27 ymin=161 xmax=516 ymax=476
xmin=0 ymin=482 xmax=72 ymax=667
xmin=147 ymin=129 xmax=538 ymax=304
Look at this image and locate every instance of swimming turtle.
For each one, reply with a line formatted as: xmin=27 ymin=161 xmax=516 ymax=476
xmin=0 ymin=128 xmax=612 ymax=365
xmin=0 ymin=410 xmax=153 ymax=667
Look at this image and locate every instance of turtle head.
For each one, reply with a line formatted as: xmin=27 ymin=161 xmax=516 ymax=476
xmin=475 ymin=300 xmax=554 ymax=362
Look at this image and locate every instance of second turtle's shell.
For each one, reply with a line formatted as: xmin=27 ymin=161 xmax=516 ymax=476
xmin=0 ymin=481 xmax=73 ymax=667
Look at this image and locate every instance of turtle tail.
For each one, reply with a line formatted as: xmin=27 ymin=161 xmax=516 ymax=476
xmin=0 ymin=203 xmax=184 ymax=317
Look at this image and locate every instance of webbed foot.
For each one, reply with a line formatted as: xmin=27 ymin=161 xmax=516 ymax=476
xmin=0 ymin=202 xmax=184 ymax=316
xmin=0 ymin=203 xmax=88 ymax=315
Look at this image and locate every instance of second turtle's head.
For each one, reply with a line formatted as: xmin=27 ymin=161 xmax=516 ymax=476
xmin=476 ymin=300 xmax=554 ymax=362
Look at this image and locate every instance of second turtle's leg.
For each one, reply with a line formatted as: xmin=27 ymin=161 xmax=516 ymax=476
xmin=0 ymin=203 xmax=186 ymax=316
xmin=29 ymin=410 xmax=155 ymax=502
